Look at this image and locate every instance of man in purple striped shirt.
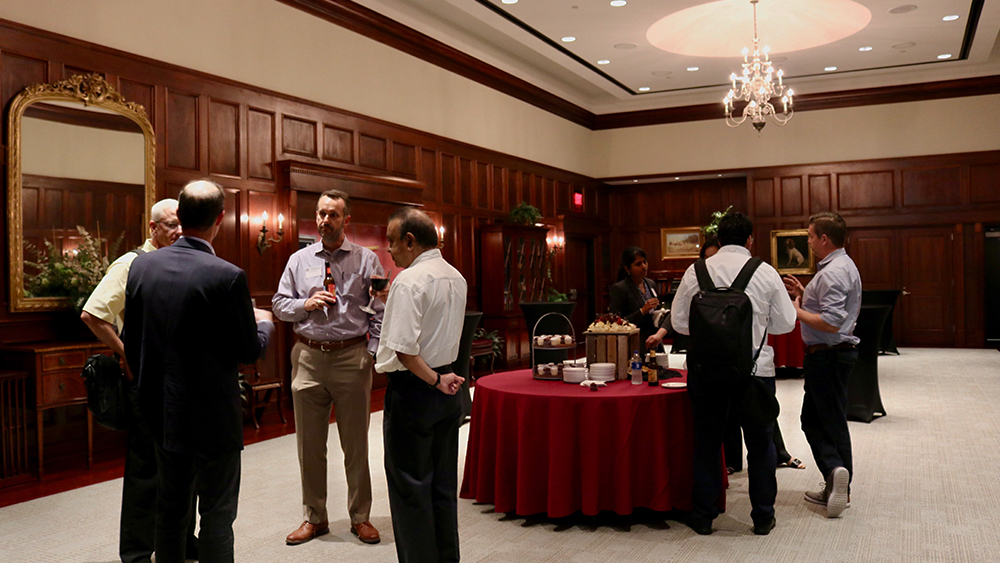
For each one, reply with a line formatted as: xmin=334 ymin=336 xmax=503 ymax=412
xmin=273 ymin=189 xmax=384 ymax=546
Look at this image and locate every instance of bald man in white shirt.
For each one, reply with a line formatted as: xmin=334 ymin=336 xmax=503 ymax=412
xmin=375 ymin=207 xmax=467 ymax=563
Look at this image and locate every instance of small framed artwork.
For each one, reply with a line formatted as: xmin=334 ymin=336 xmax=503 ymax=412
xmin=770 ymin=229 xmax=815 ymax=275
xmin=660 ymin=227 xmax=704 ymax=259
xmin=298 ymin=235 xmax=316 ymax=250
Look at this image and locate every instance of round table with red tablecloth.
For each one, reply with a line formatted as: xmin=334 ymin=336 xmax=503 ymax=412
xmin=460 ymin=369 xmax=726 ymax=518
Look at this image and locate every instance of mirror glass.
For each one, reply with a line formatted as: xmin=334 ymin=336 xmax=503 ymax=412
xmin=7 ymin=74 xmax=154 ymax=312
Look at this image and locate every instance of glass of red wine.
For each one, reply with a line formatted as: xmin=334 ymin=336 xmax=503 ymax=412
xmin=360 ymin=270 xmax=390 ymax=315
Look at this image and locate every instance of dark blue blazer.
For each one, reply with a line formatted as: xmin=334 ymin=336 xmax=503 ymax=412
xmin=123 ymin=236 xmax=272 ymax=454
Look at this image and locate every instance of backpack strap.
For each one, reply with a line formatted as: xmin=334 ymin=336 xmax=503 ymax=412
xmin=694 ymin=259 xmax=715 ymax=291
xmin=130 ymin=247 xmax=146 ymax=256
xmin=731 ymin=257 xmax=763 ymax=292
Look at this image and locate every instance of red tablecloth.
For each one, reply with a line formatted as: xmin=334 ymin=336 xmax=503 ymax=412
xmin=460 ymin=369 xmax=724 ymax=517
xmin=769 ymin=322 xmax=804 ymax=369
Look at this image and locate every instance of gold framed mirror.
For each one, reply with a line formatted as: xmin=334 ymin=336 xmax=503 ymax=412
xmin=6 ymin=74 xmax=155 ymax=312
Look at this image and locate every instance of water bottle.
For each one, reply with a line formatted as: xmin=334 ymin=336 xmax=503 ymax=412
xmin=630 ymin=350 xmax=642 ymax=385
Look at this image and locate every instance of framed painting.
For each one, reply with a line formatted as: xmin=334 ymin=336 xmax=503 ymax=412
xmin=660 ymin=227 xmax=703 ymax=259
xmin=770 ymin=229 xmax=815 ymax=275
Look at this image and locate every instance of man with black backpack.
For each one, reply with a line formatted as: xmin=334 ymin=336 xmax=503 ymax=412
xmin=671 ymin=211 xmax=796 ymax=536
xmin=80 ymin=199 xmax=198 ymax=563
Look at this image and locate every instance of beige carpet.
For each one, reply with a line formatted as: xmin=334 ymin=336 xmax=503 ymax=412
xmin=1 ymin=348 xmax=998 ymax=563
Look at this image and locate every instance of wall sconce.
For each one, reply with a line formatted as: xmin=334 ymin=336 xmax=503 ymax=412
xmin=257 ymin=211 xmax=284 ymax=254
xmin=546 ymin=235 xmax=565 ymax=253
xmin=437 ymin=225 xmax=445 ymax=249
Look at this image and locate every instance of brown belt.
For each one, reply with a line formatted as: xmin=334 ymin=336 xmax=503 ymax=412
xmin=296 ymin=334 xmax=367 ymax=352
xmin=804 ymin=342 xmax=856 ymax=355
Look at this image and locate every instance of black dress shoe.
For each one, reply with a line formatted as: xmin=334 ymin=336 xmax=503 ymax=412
xmin=753 ymin=517 xmax=776 ymax=536
xmin=686 ymin=516 xmax=713 ymax=535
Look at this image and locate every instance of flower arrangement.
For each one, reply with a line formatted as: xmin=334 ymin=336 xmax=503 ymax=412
xmin=23 ymin=226 xmax=124 ymax=311
xmin=703 ymin=205 xmax=734 ymax=236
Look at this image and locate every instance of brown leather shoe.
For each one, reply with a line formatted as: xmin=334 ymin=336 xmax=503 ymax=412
xmin=286 ymin=520 xmax=329 ymax=545
xmin=351 ymin=521 xmax=380 ymax=544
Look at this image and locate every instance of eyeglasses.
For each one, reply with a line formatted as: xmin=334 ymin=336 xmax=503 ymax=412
xmin=156 ymin=221 xmax=181 ymax=229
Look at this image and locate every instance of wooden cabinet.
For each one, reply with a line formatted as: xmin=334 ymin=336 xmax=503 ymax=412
xmin=479 ymin=224 xmax=551 ymax=364
xmin=1 ymin=342 xmax=110 ymax=479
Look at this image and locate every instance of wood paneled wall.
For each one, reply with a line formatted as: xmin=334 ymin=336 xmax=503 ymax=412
xmin=0 ymin=20 xmax=605 ymax=376
xmin=610 ymin=153 xmax=1000 ymax=348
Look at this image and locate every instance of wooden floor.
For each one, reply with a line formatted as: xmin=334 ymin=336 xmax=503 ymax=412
xmin=0 ymin=388 xmax=387 ymax=509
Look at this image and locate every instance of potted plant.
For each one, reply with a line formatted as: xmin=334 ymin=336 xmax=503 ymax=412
xmin=703 ymin=205 xmax=733 ymax=236
xmin=23 ymin=226 xmax=124 ymax=311
xmin=508 ymin=201 xmax=542 ymax=225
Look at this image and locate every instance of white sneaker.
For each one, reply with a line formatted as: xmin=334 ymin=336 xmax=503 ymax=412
xmin=826 ymin=467 xmax=850 ymax=518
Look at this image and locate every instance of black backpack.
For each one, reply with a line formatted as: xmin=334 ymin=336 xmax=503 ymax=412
xmin=79 ymin=246 xmax=147 ymax=431
xmin=687 ymin=257 xmax=767 ymax=393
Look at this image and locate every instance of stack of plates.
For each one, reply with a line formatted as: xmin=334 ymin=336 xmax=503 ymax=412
xmin=588 ymin=363 xmax=616 ymax=382
xmin=563 ymin=366 xmax=588 ymax=384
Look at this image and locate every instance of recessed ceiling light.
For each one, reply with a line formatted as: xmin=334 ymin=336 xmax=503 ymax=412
xmin=943 ymin=15 xmax=960 ymax=21
xmin=938 ymin=54 xmax=953 ymax=59
xmin=597 ymin=59 xmax=611 ymax=65
xmin=687 ymin=66 xmax=699 ymax=72
xmin=638 ymin=87 xmax=650 ymax=92
xmin=859 ymin=46 xmax=873 ymax=52
xmin=674 ymin=177 xmax=680 ymax=180
xmin=824 ymin=66 xmax=838 ymax=71
xmin=888 ymin=5 xmax=917 ymax=14
xmin=614 ymin=43 xmax=638 ymax=50
xmin=892 ymin=42 xmax=916 ymax=50
xmin=501 ymin=0 xmax=517 ymax=4
xmin=610 ymin=0 xmax=627 ymax=6
xmin=633 ymin=180 xmax=639 ymax=183
xmin=561 ymin=36 xmax=576 ymax=42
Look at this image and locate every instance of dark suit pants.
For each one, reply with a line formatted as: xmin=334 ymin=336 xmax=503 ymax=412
xmin=801 ymin=348 xmax=858 ymax=483
xmin=383 ymin=370 xmax=462 ymax=563
xmin=121 ymin=390 xmax=196 ymax=563
xmin=690 ymin=378 xmax=777 ymax=527
xmin=723 ymin=378 xmax=793 ymax=472
xmin=153 ymin=442 xmax=240 ymax=563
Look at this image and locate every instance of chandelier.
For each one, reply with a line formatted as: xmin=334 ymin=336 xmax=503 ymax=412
xmin=724 ymin=0 xmax=793 ymax=131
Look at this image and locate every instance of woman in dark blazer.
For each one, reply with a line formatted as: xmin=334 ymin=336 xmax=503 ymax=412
xmin=608 ymin=246 xmax=661 ymax=355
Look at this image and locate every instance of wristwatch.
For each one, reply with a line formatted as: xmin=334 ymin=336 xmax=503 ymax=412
xmin=430 ymin=372 xmax=441 ymax=389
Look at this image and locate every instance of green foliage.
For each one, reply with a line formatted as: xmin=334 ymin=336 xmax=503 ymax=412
xmin=23 ymin=226 xmax=124 ymax=311
xmin=508 ymin=201 xmax=542 ymax=225
xmin=703 ymin=205 xmax=734 ymax=236
xmin=546 ymin=287 xmax=569 ymax=302
xmin=473 ymin=327 xmax=505 ymax=358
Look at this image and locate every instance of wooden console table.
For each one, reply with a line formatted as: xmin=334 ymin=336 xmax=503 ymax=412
xmin=0 ymin=342 xmax=109 ymax=479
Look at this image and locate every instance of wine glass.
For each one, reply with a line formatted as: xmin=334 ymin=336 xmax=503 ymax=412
xmin=360 ymin=269 xmax=390 ymax=315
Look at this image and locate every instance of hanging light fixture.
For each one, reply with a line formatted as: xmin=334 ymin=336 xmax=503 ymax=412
xmin=724 ymin=0 xmax=793 ymax=131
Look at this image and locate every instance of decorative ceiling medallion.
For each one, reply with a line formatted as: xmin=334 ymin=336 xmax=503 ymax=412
xmin=648 ymin=0 xmax=871 ymax=57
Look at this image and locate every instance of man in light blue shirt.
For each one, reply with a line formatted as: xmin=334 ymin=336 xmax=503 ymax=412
xmin=784 ymin=211 xmax=862 ymax=519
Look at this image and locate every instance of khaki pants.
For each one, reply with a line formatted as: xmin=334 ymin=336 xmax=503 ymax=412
xmin=291 ymin=340 xmax=373 ymax=524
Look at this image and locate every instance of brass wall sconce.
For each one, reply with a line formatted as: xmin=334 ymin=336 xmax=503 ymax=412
xmin=546 ymin=235 xmax=564 ymax=253
xmin=257 ymin=211 xmax=284 ymax=254
xmin=437 ymin=225 xmax=445 ymax=249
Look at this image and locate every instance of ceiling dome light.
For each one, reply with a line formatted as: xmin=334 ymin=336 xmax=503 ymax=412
xmin=597 ymin=59 xmax=611 ymax=65
xmin=943 ymin=15 xmax=960 ymax=21
xmin=561 ymin=36 xmax=576 ymax=42
xmin=610 ymin=0 xmax=627 ymax=6
xmin=859 ymin=46 xmax=873 ymax=51
xmin=937 ymin=54 xmax=953 ymax=59
xmin=687 ymin=66 xmax=699 ymax=71
xmin=638 ymin=87 xmax=651 ymax=91
xmin=824 ymin=66 xmax=838 ymax=71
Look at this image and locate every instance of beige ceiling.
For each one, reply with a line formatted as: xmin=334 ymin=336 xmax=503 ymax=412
xmin=352 ymin=0 xmax=1000 ymax=115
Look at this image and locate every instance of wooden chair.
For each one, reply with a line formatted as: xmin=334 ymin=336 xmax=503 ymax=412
xmin=239 ymin=363 xmax=286 ymax=429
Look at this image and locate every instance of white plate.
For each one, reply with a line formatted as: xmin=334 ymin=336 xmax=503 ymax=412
xmin=661 ymin=381 xmax=687 ymax=389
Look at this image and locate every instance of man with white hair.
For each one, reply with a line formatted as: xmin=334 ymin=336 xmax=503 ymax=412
xmin=82 ymin=198 xmax=197 ymax=563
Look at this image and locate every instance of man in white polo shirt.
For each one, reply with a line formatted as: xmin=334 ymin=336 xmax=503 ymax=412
xmin=375 ymin=207 xmax=467 ymax=563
